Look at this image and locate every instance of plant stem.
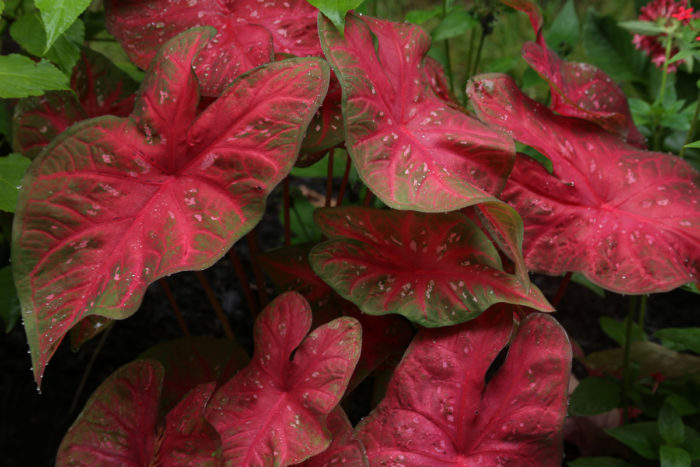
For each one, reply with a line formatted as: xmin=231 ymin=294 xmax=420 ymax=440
xmin=69 ymin=325 xmax=113 ymax=415
xmin=638 ymin=294 xmax=647 ymax=338
xmin=621 ymin=295 xmax=638 ymax=422
xmin=363 ymin=188 xmax=373 ymax=206
xmin=246 ymin=231 xmax=269 ymax=307
xmin=325 ymin=150 xmax=334 ymax=207
xmin=227 ymin=248 xmax=259 ymax=318
xmin=551 ymin=271 xmax=572 ymax=308
xmin=469 ymin=26 xmax=487 ymax=78
xmin=652 ymin=33 xmax=674 ymax=151
xmin=159 ymin=278 xmax=191 ymax=336
xmin=195 ymin=271 xmax=235 ymax=340
xmin=336 ymin=155 xmax=352 ymax=206
xmin=679 ymin=94 xmax=700 ymax=159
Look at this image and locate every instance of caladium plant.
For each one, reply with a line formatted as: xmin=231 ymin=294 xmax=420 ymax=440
xmin=3 ymin=0 xmax=699 ymax=465
xmin=12 ymin=27 xmax=329 ymax=385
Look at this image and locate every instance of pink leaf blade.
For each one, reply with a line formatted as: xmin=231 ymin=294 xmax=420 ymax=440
xmin=156 ymin=382 xmax=223 ymax=466
xmin=468 ymin=74 xmax=700 ymax=293
xmin=12 ymin=30 xmax=327 ymax=386
xmin=205 ymin=292 xmax=362 ymax=466
xmin=319 ymin=13 xmax=515 ymax=212
xmin=522 ymin=42 xmax=645 ymax=148
xmin=299 ymin=406 xmax=368 ymax=467
xmin=356 ymin=310 xmax=571 ymax=467
xmin=310 ymin=207 xmax=552 ymax=328
xmin=56 ymin=360 xmax=163 ymax=467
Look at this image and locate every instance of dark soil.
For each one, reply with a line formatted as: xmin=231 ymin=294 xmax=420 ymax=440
xmin=1 ymin=181 xmax=698 ymax=466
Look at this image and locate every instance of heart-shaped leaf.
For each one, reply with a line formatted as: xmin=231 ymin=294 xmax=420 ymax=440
xmin=105 ymin=0 xmax=320 ymax=97
xmin=299 ymin=407 xmax=368 ymax=466
xmin=260 ymin=243 xmax=414 ymax=390
xmin=205 ymin=292 xmax=361 ymax=466
xmin=310 ymin=207 xmax=552 ymax=327
xmin=57 ymin=360 xmax=222 ymax=466
xmin=298 ymin=76 xmax=345 ymax=165
xmin=468 ymin=74 xmax=700 ymax=293
xmin=12 ymin=28 xmax=329 ymax=385
xmin=522 ymin=42 xmax=645 ymax=148
xmin=356 ymin=308 xmax=572 ymax=466
xmin=12 ymin=48 xmax=138 ymax=160
xmin=319 ymin=13 xmax=515 ymax=212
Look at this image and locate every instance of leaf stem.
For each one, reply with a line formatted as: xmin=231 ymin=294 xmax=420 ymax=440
xmin=679 ymin=94 xmax=700 ymax=159
xmin=637 ymin=294 xmax=647 ymax=338
xmin=551 ymin=271 xmax=572 ymax=308
xmin=227 ymin=247 xmax=259 ymax=318
xmin=336 ymin=155 xmax=352 ymax=206
xmin=159 ymin=278 xmax=191 ymax=336
xmin=283 ymin=177 xmax=291 ymax=246
xmin=195 ymin=270 xmax=235 ymax=340
xmin=469 ymin=26 xmax=487 ymax=78
xmin=69 ymin=325 xmax=113 ymax=415
xmin=325 ymin=150 xmax=334 ymax=207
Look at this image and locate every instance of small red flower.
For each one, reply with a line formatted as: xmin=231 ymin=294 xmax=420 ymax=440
xmin=633 ymin=0 xmax=699 ymax=71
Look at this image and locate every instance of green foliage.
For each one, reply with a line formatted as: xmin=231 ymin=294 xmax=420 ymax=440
xmin=569 ymin=377 xmax=621 ymax=416
xmin=582 ymin=9 xmax=647 ymax=83
xmin=306 ymin=0 xmax=366 ymax=33
xmin=34 ymin=0 xmax=91 ymax=53
xmin=655 ymin=328 xmax=700 ymax=354
xmin=0 ymin=153 xmax=30 ymax=212
xmin=0 ymin=55 xmax=70 ymax=98
xmin=568 ymin=458 xmax=636 ymax=467
xmin=599 ymin=316 xmax=646 ymax=346
xmin=544 ymin=0 xmax=579 ymax=55
xmin=431 ymin=8 xmax=477 ymax=41
xmin=658 ymin=400 xmax=685 ymax=446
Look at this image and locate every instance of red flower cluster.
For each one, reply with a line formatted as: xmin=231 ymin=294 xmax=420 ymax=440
xmin=632 ymin=0 xmax=698 ymax=71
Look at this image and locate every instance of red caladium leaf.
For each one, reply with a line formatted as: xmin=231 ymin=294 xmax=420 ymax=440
xmin=309 ymin=207 xmax=552 ymax=327
xmin=500 ymin=0 xmax=544 ymax=44
xmin=299 ymin=407 xmax=368 ymax=466
xmin=468 ymin=74 xmax=700 ymax=293
xmin=522 ymin=42 xmax=646 ymax=148
xmin=12 ymin=28 xmax=329 ymax=385
xmin=105 ymin=0 xmax=320 ymax=97
xmin=356 ymin=308 xmax=572 ymax=466
xmin=205 ymin=292 xmax=362 ymax=466
xmin=260 ymin=243 xmax=414 ymax=390
xmin=319 ymin=13 xmax=516 ymax=212
xmin=12 ymin=48 xmax=138 ymax=159
xmin=298 ymin=76 xmax=345 ymax=166
xmin=57 ymin=360 xmax=222 ymax=466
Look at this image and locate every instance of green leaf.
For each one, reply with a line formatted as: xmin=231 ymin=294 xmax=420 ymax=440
xmin=0 ymin=1 xmax=4 ymax=15
xmin=10 ymin=11 xmax=46 ymax=56
xmin=0 ymin=153 xmax=31 ymax=212
xmin=569 ymin=377 xmax=621 ymax=416
xmin=45 ymin=19 xmax=85 ymax=73
xmin=280 ymin=186 xmax=322 ymax=245
xmin=659 ymin=400 xmax=685 ymax=446
xmin=0 ymin=55 xmax=70 ymax=98
xmin=545 ymin=0 xmax=580 ymax=53
xmin=0 ymin=266 xmax=20 ymax=333
xmin=684 ymin=140 xmax=700 ymax=149
xmin=568 ymin=458 xmax=636 ymax=467
xmin=600 ymin=316 xmax=646 ymax=346
xmin=605 ymin=422 xmax=660 ymax=459
xmin=306 ymin=0 xmax=365 ymax=33
xmin=35 ymin=0 xmax=91 ymax=53
xmin=655 ymin=328 xmax=700 ymax=354
xmin=431 ymin=8 xmax=478 ymax=41
xmin=571 ymin=272 xmax=606 ymax=297
xmin=660 ymin=445 xmax=691 ymax=467
xmin=405 ymin=7 xmax=441 ymax=25
xmin=0 ymin=100 xmax=11 ymax=141
xmin=618 ymin=20 xmax=667 ymax=36
xmin=582 ymin=9 xmax=647 ymax=83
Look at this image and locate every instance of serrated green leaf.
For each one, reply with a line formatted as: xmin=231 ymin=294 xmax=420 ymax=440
xmin=569 ymin=377 xmax=621 ymax=416
xmin=582 ymin=9 xmax=647 ymax=83
xmin=655 ymin=328 xmax=700 ymax=354
xmin=659 ymin=400 xmax=685 ymax=446
xmin=0 ymin=153 xmax=30 ymax=212
xmin=0 ymin=55 xmax=70 ymax=98
xmin=618 ymin=20 xmax=667 ymax=36
xmin=568 ymin=457 xmax=636 ymax=467
xmin=0 ymin=266 xmax=20 ymax=333
xmin=35 ymin=0 xmax=91 ymax=53
xmin=660 ymin=445 xmax=691 ymax=467
xmin=545 ymin=0 xmax=580 ymax=53
xmin=45 ymin=19 xmax=85 ymax=73
xmin=431 ymin=8 xmax=478 ymax=41
xmin=10 ymin=11 xmax=46 ymax=56
xmin=306 ymin=0 xmax=365 ymax=33
xmin=684 ymin=140 xmax=700 ymax=149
